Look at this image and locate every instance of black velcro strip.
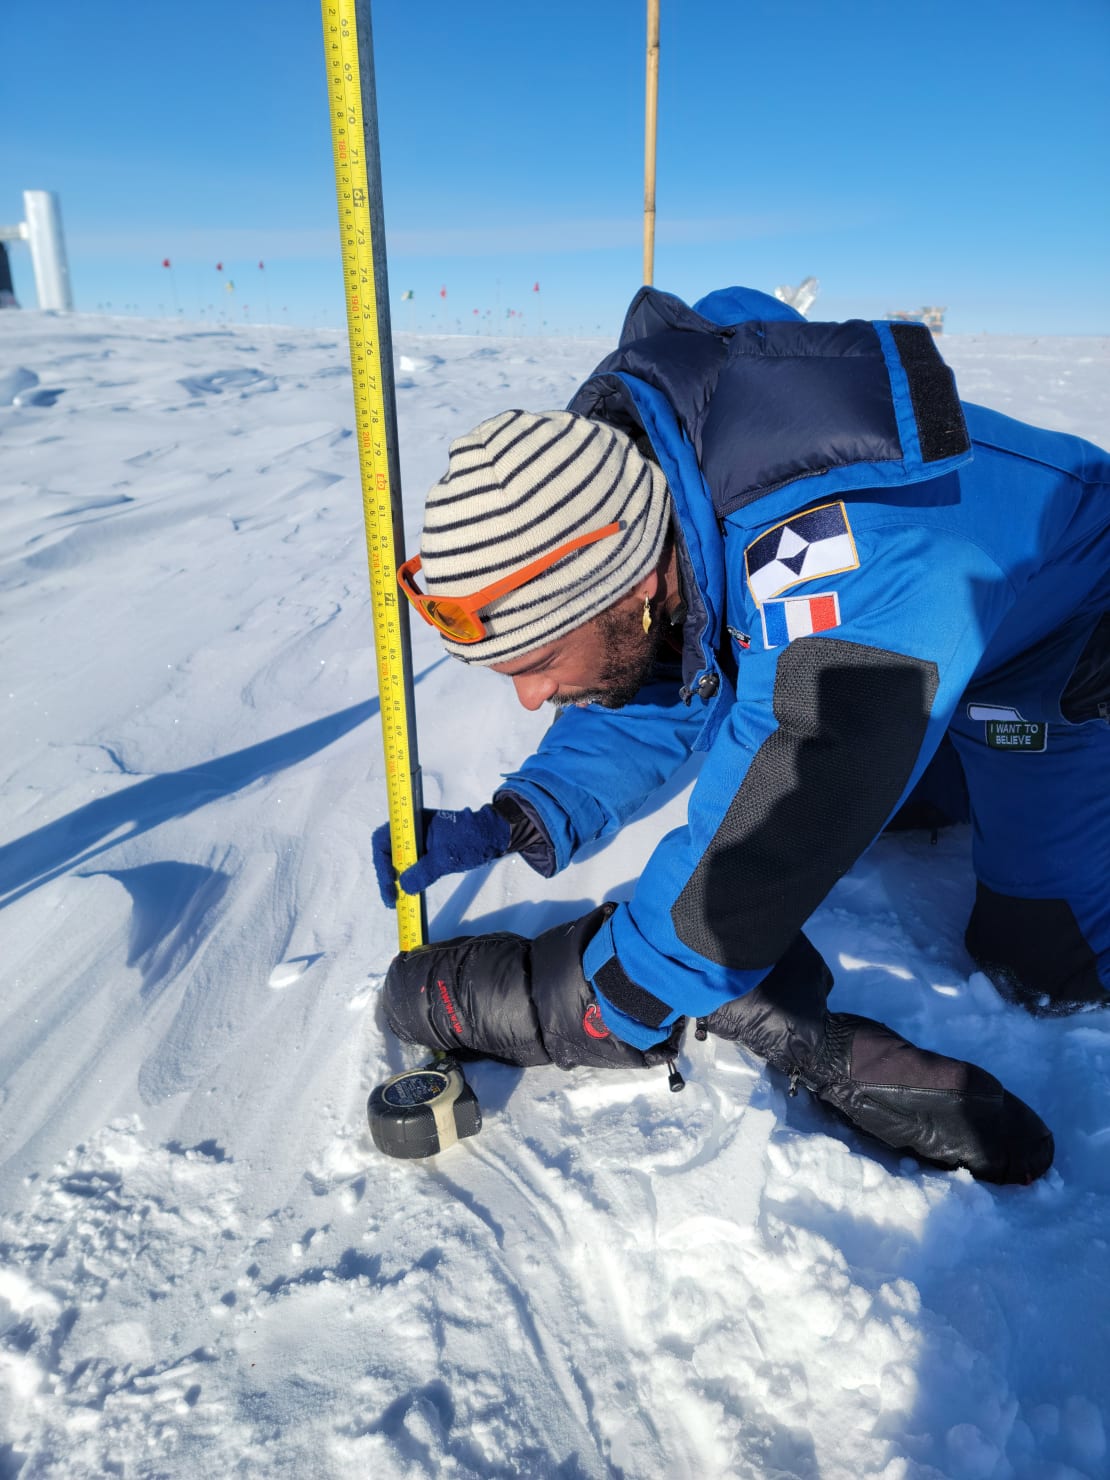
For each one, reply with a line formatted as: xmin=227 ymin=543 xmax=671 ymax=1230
xmin=671 ymin=637 xmax=939 ymax=970
xmin=889 ymin=323 xmax=969 ymax=463
xmin=594 ymin=956 xmax=671 ymax=1029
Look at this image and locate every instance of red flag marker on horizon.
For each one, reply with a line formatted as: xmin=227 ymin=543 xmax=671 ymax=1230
xmin=216 ymin=262 xmax=223 ymax=272
xmin=439 ymin=286 xmax=447 ymax=299
xmin=533 ymin=282 xmax=540 ymax=292
xmin=161 ymin=259 xmax=180 ymax=316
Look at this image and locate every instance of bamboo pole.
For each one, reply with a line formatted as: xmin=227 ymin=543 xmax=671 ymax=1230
xmin=643 ymin=0 xmax=660 ymax=286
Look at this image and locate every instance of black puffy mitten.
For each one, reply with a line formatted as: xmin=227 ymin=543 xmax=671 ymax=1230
xmin=383 ymin=904 xmax=683 ymax=1072
xmin=705 ymin=933 xmax=1054 ymax=1185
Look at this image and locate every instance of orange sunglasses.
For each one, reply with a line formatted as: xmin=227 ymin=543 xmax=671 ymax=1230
xmin=397 ymin=520 xmax=624 ymax=643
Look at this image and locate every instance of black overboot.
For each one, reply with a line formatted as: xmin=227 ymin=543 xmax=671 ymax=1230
xmin=965 ymin=882 xmax=1109 ymax=1016
xmin=705 ymin=934 xmax=1055 ymax=1185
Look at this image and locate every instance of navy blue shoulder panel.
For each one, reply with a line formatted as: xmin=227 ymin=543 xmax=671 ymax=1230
xmin=618 ymin=284 xmax=803 ymax=344
xmin=702 ymin=319 xmax=900 ymax=512
xmin=576 ymin=288 xmax=971 ymax=516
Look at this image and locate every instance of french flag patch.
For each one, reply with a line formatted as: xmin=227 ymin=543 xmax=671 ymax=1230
xmin=760 ymin=591 xmax=841 ymax=648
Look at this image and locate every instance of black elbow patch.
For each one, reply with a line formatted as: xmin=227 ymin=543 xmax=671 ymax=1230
xmin=671 ymin=637 xmax=939 ymax=969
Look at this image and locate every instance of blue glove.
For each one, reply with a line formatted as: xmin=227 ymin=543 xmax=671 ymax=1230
xmin=372 ymin=805 xmax=512 ymax=907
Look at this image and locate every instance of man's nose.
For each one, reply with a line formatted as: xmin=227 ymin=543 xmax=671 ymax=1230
xmin=511 ymin=673 xmax=556 ymax=711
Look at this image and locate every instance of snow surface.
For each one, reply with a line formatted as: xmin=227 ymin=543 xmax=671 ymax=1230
xmin=1 ymin=311 xmax=1108 ymax=1480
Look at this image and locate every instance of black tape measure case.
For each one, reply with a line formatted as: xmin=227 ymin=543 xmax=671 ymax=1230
xmin=368 ymin=1062 xmax=482 ymax=1159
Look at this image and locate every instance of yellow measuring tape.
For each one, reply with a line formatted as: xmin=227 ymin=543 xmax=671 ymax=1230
xmin=322 ymin=0 xmax=425 ymax=950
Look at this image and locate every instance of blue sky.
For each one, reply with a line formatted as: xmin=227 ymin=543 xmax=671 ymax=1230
xmin=3 ymin=0 xmax=1107 ymax=335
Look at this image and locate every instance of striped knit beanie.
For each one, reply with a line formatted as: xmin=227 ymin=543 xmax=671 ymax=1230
xmin=420 ymin=409 xmax=672 ymax=665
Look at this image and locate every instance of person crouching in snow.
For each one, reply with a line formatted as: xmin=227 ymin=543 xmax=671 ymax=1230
xmin=374 ymin=284 xmax=1110 ymax=1186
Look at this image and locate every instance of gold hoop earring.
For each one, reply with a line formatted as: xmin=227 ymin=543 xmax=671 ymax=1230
xmin=642 ymin=596 xmax=652 ymax=634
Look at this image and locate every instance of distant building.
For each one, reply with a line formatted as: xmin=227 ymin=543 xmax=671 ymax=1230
xmin=0 ymin=242 xmax=17 ymax=308
xmin=774 ymin=276 xmax=819 ymax=317
xmin=887 ymin=306 xmax=946 ymax=335
xmin=0 ymin=191 xmax=73 ymax=311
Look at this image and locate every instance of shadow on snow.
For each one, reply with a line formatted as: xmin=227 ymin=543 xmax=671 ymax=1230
xmin=0 ymin=699 xmax=382 ymax=908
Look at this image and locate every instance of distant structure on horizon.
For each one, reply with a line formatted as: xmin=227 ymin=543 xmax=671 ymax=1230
xmin=0 ymin=241 xmax=16 ymax=308
xmin=887 ymin=306 xmax=946 ymax=335
xmin=774 ymin=276 xmax=819 ymax=317
xmin=0 ymin=191 xmax=73 ymax=311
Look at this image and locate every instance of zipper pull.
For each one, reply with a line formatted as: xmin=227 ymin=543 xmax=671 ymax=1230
xmin=694 ymin=1016 xmax=708 ymax=1041
xmin=666 ymin=1059 xmax=685 ymax=1093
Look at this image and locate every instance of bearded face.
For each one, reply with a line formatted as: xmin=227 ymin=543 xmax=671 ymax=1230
xmin=548 ymin=596 xmax=664 ymax=710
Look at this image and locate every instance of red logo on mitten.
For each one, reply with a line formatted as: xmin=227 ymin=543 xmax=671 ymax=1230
xmin=436 ymin=978 xmax=464 ymax=1036
xmin=583 ymin=1003 xmax=610 ymax=1040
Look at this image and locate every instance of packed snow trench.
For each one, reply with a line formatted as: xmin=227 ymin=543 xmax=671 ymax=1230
xmin=1 ymin=310 xmax=1108 ymax=1480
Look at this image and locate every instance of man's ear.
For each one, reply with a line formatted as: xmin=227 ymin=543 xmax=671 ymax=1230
xmin=631 ymin=568 xmax=662 ymax=604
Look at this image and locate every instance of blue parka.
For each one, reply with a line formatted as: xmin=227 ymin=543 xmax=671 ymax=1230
xmin=497 ymin=287 xmax=1110 ymax=1048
